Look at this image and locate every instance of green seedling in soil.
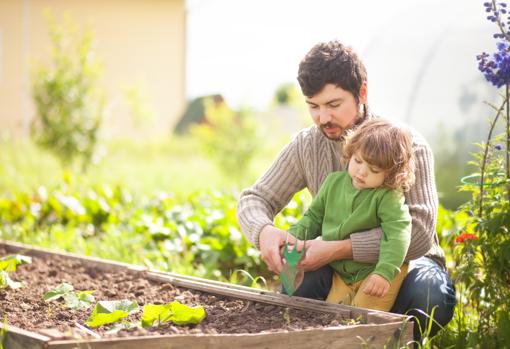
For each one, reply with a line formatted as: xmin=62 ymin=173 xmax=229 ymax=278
xmin=105 ymin=320 xmax=141 ymax=335
xmin=229 ymin=269 xmax=267 ymax=289
xmin=86 ymin=300 xmax=139 ymax=328
xmin=282 ymin=307 xmax=291 ymax=327
xmin=0 ymin=255 xmax=32 ymax=272
xmin=0 ymin=254 xmax=32 ymax=289
xmin=0 ymin=317 xmax=7 ymax=349
xmin=43 ymin=282 xmax=95 ymax=310
xmin=141 ymin=301 xmax=206 ymax=328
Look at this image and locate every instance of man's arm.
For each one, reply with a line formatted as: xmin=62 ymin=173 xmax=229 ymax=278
xmin=350 ymin=140 xmax=438 ymax=264
xmin=237 ymin=138 xmax=306 ymax=249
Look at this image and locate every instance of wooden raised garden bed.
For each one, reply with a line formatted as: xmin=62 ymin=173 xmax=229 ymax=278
xmin=0 ymin=240 xmax=413 ymax=349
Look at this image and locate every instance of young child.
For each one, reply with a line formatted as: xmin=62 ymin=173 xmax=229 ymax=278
xmin=288 ymin=118 xmax=415 ymax=311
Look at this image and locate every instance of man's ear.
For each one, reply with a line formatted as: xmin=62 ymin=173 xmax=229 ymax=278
xmin=359 ymin=82 xmax=368 ymax=104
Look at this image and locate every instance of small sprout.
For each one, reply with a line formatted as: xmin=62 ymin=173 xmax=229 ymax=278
xmin=0 ymin=254 xmax=31 ymax=289
xmin=43 ymin=283 xmax=95 ymax=310
xmin=105 ymin=321 xmax=140 ymax=335
xmin=0 ymin=271 xmax=22 ymax=289
xmin=0 ymin=255 xmax=32 ymax=272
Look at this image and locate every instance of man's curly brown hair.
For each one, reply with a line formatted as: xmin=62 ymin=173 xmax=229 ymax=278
xmin=297 ymin=40 xmax=367 ymax=101
xmin=343 ymin=118 xmax=416 ymax=192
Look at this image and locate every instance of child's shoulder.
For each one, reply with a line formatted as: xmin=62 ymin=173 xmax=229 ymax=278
xmin=325 ymin=171 xmax=349 ymax=182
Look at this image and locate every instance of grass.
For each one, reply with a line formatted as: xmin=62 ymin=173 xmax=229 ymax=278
xmin=0 ymin=135 xmax=283 ymax=198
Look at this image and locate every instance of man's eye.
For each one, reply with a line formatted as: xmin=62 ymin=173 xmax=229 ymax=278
xmin=329 ymin=104 xmax=340 ymax=108
xmin=309 ymin=105 xmax=318 ymax=109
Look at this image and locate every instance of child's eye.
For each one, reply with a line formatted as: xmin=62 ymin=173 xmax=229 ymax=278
xmin=354 ymin=157 xmax=362 ymax=164
xmin=370 ymin=167 xmax=381 ymax=174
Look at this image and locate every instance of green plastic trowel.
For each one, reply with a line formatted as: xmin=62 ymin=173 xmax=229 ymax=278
xmin=280 ymin=234 xmax=306 ymax=296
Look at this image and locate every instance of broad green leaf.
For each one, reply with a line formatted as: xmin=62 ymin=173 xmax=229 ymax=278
xmin=0 ymin=255 xmax=32 ymax=272
xmin=0 ymin=270 xmax=22 ymax=289
xmin=141 ymin=303 xmax=173 ymax=328
xmin=141 ymin=301 xmax=205 ymax=327
xmin=43 ymin=282 xmax=74 ymax=301
xmin=86 ymin=300 xmax=139 ymax=327
xmin=64 ymin=291 xmax=95 ymax=310
xmin=86 ymin=310 xmax=129 ymax=327
xmin=168 ymin=301 xmax=205 ymax=325
xmin=70 ymin=291 xmax=95 ymax=310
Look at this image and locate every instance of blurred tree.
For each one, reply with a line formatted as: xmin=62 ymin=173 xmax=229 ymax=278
xmin=190 ymin=98 xmax=259 ymax=181
xmin=31 ymin=12 xmax=105 ymax=173
xmin=273 ymin=82 xmax=302 ymax=107
xmin=173 ymin=94 xmax=223 ymax=135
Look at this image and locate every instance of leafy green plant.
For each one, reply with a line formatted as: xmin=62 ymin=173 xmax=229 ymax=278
xmin=31 ymin=12 xmax=105 ymax=173
xmin=444 ymin=2 xmax=510 ymax=347
xmin=0 ymin=272 xmax=21 ymax=290
xmin=0 ymin=255 xmax=32 ymax=289
xmin=228 ymin=269 xmax=267 ymax=289
xmin=0 ymin=255 xmax=31 ymax=272
xmin=86 ymin=300 xmax=139 ymax=328
xmin=43 ymin=282 xmax=95 ymax=310
xmin=141 ymin=301 xmax=205 ymax=327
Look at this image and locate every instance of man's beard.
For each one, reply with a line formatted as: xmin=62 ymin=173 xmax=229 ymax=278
xmin=319 ymin=112 xmax=366 ymax=141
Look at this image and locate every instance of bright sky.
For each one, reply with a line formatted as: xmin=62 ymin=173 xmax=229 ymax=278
xmin=186 ymin=0 xmax=496 ymax=135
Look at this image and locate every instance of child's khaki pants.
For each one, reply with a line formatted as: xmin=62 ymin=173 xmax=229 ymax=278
xmin=326 ymin=263 xmax=409 ymax=311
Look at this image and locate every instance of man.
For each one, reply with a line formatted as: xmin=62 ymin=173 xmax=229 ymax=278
xmin=236 ymin=40 xmax=456 ymax=339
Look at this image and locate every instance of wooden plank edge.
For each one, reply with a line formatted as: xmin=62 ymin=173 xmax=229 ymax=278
xmin=0 ymin=240 xmax=146 ymax=273
xmin=147 ymin=271 xmax=353 ymax=319
xmin=0 ymin=322 xmax=50 ymax=349
xmin=43 ymin=321 xmax=412 ymax=349
xmin=0 ymin=322 xmax=51 ymax=342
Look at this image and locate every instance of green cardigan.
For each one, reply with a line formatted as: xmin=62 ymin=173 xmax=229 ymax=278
xmin=289 ymin=172 xmax=411 ymax=284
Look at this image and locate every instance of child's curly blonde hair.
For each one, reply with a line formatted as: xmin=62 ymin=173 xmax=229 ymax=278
xmin=343 ymin=118 xmax=416 ymax=192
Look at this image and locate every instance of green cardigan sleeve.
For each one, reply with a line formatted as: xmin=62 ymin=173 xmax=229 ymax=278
xmin=288 ymin=174 xmax=333 ymax=240
xmin=373 ymin=190 xmax=412 ymax=282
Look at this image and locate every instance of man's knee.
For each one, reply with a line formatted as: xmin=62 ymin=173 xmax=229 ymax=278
xmin=390 ymin=257 xmax=456 ymax=338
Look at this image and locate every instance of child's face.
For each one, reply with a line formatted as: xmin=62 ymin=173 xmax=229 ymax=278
xmin=348 ymin=151 xmax=386 ymax=190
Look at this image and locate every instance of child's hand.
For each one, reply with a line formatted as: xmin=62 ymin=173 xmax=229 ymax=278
xmin=362 ymin=274 xmax=390 ymax=297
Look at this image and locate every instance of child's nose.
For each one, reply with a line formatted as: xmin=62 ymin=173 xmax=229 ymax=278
xmin=357 ymin=166 xmax=368 ymax=177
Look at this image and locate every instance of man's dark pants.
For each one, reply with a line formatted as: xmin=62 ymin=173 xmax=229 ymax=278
xmin=283 ymin=256 xmax=456 ymax=340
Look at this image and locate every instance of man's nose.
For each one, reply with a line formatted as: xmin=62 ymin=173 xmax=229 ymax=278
xmin=319 ymin=107 xmax=332 ymax=124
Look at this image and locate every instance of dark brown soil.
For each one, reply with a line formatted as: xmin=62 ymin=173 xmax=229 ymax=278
xmin=0 ymin=248 xmax=348 ymax=339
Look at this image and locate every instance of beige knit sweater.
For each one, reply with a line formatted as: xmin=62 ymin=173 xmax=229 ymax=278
xmin=237 ymin=123 xmax=445 ymax=266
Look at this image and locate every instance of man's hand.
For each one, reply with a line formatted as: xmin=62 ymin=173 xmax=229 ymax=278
xmin=298 ymin=239 xmax=353 ymax=272
xmin=362 ymin=274 xmax=390 ymax=297
xmin=259 ymin=225 xmax=296 ymax=274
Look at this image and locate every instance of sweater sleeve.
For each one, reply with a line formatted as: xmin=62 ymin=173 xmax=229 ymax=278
xmin=350 ymin=139 xmax=439 ymax=263
xmin=372 ymin=190 xmax=412 ymax=282
xmin=288 ymin=174 xmax=331 ymax=240
xmin=236 ymin=136 xmax=306 ymax=249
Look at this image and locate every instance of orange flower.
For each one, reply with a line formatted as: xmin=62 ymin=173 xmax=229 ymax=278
xmin=456 ymin=232 xmax=479 ymax=243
